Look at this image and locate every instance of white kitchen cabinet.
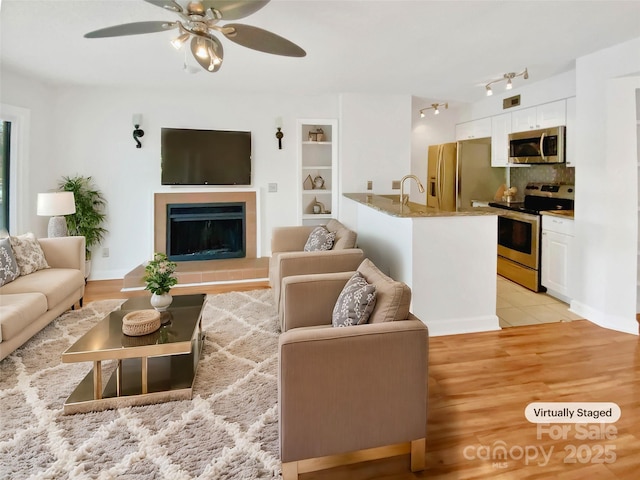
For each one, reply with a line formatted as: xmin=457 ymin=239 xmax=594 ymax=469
xmin=541 ymin=214 xmax=574 ymax=301
xmin=455 ymin=118 xmax=491 ymax=141
xmin=565 ymin=96 xmax=576 ymax=167
xmin=511 ymin=100 xmax=566 ymax=132
xmin=491 ymin=113 xmax=511 ymax=167
xmin=297 ymin=119 xmax=338 ymax=226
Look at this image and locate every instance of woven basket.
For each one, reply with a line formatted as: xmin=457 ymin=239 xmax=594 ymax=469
xmin=122 ymin=309 xmax=161 ymax=336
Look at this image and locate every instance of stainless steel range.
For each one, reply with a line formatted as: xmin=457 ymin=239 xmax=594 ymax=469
xmin=489 ymin=183 xmax=575 ymax=291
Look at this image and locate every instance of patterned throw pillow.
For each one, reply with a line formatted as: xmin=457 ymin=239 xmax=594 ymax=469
xmin=303 ymin=226 xmax=336 ymax=252
xmin=0 ymin=237 xmax=20 ymax=286
xmin=332 ymin=271 xmax=377 ymax=327
xmin=9 ymin=233 xmax=49 ymax=276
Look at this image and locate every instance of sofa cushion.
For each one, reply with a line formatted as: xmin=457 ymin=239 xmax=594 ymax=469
xmin=10 ymin=233 xmax=49 ymax=276
xmin=332 ymin=271 xmax=377 ymax=327
xmin=0 ymin=293 xmax=48 ymax=342
xmin=0 ymin=237 xmax=20 ymax=286
xmin=303 ymin=226 xmax=336 ymax=252
xmin=0 ymin=268 xmax=84 ymax=310
xmin=357 ymin=259 xmax=411 ymax=323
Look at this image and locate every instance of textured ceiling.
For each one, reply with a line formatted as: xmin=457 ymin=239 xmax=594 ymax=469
xmin=1 ymin=0 xmax=640 ymax=103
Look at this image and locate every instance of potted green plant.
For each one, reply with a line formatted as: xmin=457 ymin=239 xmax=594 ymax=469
xmin=143 ymin=253 xmax=178 ymax=311
xmin=58 ymin=175 xmax=108 ymax=278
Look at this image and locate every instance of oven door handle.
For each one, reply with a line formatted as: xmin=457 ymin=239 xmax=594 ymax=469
xmin=539 ymin=132 xmax=546 ymax=161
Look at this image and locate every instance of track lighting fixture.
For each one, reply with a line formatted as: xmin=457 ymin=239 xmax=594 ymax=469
xmin=419 ymin=103 xmax=448 ymax=118
xmin=485 ymin=68 xmax=528 ymax=96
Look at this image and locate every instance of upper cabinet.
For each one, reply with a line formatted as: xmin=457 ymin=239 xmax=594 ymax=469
xmin=491 ymin=113 xmax=511 ymax=167
xmin=455 ymin=118 xmax=492 ymax=141
xmin=511 ymin=100 xmax=567 ymax=133
xmin=297 ymin=119 xmax=338 ymax=226
xmin=565 ymin=97 xmax=576 ymax=167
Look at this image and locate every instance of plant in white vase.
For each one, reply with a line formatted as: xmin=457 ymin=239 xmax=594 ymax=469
xmin=143 ymin=253 xmax=178 ymax=311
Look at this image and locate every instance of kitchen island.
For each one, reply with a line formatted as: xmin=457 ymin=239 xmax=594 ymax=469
xmin=344 ymin=193 xmax=499 ymax=335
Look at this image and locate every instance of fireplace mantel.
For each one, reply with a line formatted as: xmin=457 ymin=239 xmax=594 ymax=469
xmin=154 ymin=191 xmax=257 ymax=259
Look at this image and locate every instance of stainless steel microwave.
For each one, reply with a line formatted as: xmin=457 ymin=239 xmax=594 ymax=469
xmin=508 ymin=126 xmax=565 ymax=164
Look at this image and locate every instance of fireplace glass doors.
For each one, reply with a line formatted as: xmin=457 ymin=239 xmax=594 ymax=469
xmin=167 ymin=202 xmax=246 ymax=261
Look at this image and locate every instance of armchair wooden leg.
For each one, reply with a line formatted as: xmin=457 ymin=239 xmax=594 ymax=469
xmin=281 ymin=461 xmax=299 ymax=480
xmin=411 ymin=438 xmax=426 ymax=472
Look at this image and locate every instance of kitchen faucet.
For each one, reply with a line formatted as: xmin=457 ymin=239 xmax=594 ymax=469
xmin=400 ymin=174 xmax=425 ymax=206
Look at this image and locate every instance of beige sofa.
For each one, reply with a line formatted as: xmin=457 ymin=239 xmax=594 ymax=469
xmin=0 ymin=236 xmax=85 ymax=361
xmin=269 ymin=219 xmax=364 ymax=316
xmin=278 ymin=259 xmax=429 ymax=478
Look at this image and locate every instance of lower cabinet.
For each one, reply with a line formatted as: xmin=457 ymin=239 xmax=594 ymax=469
xmin=541 ymin=215 xmax=574 ymax=301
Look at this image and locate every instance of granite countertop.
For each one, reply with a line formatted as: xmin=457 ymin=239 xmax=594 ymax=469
xmin=343 ymin=193 xmax=498 ymax=218
xmin=541 ymin=210 xmax=575 ymax=219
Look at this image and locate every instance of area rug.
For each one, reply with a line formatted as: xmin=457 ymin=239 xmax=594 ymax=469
xmin=0 ymin=289 xmax=281 ymax=479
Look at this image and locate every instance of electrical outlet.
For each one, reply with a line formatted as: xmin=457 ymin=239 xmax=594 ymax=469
xmin=392 ymin=180 xmax=401 ymax=190
xmin=268 ymin=182 xmax=278 ymax=193
xmin=367 ymin=180 xmax=373 ymax=190
xmin=102 ymin=247 xmax=109 ymax=258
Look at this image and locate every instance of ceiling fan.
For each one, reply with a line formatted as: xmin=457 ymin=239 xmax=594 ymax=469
xmin=84 ymin=0 xmax=306 ymax=73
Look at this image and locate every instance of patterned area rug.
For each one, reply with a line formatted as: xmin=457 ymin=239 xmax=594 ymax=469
xmin=0 ymin=289 xmax=281 ymax=479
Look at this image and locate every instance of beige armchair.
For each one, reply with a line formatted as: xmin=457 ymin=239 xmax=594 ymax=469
xmin=269 ymin=219 xmax=364 ymax=315
xmin=278 ymin=259 xmax=428 ymax=479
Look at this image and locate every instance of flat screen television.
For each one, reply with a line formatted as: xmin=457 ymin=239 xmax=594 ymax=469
xmin=161 ymin=128 xmax=251 ymax=185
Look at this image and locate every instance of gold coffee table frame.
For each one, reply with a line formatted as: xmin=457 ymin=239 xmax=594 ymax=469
xmin=61 ymin=294 xmax=206 ymax=414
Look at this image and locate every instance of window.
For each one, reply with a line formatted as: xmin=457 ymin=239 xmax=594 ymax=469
xmin=0 ymin=120 xmax=10 ymax=233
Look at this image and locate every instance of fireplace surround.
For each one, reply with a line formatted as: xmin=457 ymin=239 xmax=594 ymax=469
xmin=154 ymin=191 xmax=257 ymax=259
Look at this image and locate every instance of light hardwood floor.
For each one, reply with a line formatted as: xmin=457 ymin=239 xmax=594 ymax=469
xmin=83 ymin=280 xmax=640 ymax=479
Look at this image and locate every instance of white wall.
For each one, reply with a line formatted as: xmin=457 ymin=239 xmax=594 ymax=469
xmin=0 ymin=70 xmax=57 ymax=235
xmin=338 ymin=94 xmax=412 ymax=230
xmin=571 ymin=37 xmax=640 ymax=334
xmin=2 ymin=70 xmax=342 ymax=279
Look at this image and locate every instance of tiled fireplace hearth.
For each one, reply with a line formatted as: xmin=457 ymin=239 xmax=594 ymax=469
xmin=154 ymin=191 xmax=257 ymax=259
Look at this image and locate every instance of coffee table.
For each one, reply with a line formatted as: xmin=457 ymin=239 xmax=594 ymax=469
xmin=61 ymin=294 xmax=206 ymax=414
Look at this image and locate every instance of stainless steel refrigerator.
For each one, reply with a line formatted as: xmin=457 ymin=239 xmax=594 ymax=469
xmin=427 ymin=138 xmax=505 ymax=211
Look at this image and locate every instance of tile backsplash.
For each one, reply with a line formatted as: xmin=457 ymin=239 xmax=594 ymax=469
xmin=509 ymin=165 xmax=575 ymax=201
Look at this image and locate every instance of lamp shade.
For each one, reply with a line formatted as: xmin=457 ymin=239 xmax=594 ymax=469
xmin=37 ymin=192 xmax=76 ymax=216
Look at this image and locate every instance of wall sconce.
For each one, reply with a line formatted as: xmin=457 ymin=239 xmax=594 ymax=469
xmin=485 ymin=68 xmax=528 ymax=96
xmin=419 ymin=103 xmax=448 ymax=118
xmin=275 ymin=117 xmax=283 ymax=149
xmin=132 ymin=114 xmax=145 ymax=148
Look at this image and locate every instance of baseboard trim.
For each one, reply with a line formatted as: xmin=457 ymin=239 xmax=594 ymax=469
xmin=570 ymin=300 xmax=639 ymax=336
xmin=425 ymin=314 xmax=501 ymax=336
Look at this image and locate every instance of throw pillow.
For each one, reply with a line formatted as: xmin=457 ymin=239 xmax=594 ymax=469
xmin=10 ymin=232 xmax=49 ymax=276
xmin=332 ymin=271 xmax=377 ymax=327
xmin=303 ymin=226 xmax=336 ymax=252
xmin=0 ymin=237 xmax=20 ymax=286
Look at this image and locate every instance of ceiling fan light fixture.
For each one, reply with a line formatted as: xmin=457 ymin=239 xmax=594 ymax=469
xmin=171 ymin=32 xmax=190 ymax=50
xmin=194 ymin=37 xmax=209 ymax=59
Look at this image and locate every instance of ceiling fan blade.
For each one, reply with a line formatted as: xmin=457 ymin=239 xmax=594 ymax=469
xmin=222 ymin=24 xmax=306 ymax=57
xmin=143 ymin=0 xmax=183 ymax=13
xmin=84 ymin=21 xmax=176 ymax=38
xmin=190 ymin=34 xmax=224 ymax=72
xmin=202 ymin=1 xmax=270 ymax=20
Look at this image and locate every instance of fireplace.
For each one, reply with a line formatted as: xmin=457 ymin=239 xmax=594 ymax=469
xmin=166 ymin=202 xmax=246 ymax=261
xmin=154 ymin=191 xmax=257 ymax=260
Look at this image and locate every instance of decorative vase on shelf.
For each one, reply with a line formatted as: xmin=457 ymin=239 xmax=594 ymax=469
xmin=150 ymin=292 xmax=173 ymax=312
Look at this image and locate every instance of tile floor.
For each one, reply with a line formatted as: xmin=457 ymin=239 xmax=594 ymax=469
xmin=496 ymin=275 xmax=582 ymax=328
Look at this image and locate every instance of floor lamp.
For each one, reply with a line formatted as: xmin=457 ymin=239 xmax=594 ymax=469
xmin=37 ymin=192 xmax=76 ymax=237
